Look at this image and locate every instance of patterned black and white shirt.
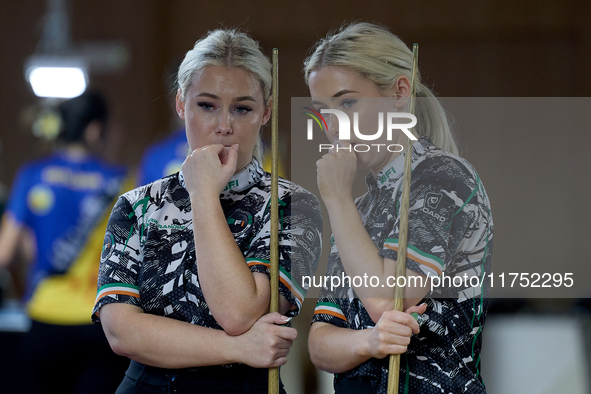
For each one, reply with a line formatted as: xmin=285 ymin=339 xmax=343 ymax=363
xmin=93 ymin=158 xmax=322 ymax=333
xmin=313 ymin=137 xmax=493 ymax=394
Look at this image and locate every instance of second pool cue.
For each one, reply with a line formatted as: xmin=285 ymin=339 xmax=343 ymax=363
xmin=387 ymin=43 xmax=419 ymax=394
xmin=268 ymin=47 xmax=280 ymax=394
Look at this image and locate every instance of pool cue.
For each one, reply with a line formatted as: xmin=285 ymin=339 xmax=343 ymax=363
xmin=268 ymin=48 xmax=280 ymax=394
xmin=387 ymin=43 xmax=419 ymax=394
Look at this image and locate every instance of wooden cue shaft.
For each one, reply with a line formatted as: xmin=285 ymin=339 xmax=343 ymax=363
xmin=387 ymin=43 xmax=419 ymax=394
xmin=268 ymin=48 xmax=280 ymax=394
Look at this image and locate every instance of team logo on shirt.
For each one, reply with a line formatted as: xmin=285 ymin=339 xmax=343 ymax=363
xmin=27 ymin=184 xmax=55 ymax=215
xmin=226 ymin=208 xmax=253 ymax=237
xmin=422 ymin=192 xmax=446 ymax=222
xmin=101 ymin=231 xmax=116 ymax=262
xmin=425 ymin=192 xmax=442 ymax=209
xmin=303 ymin=226 xmax=317 ymax=246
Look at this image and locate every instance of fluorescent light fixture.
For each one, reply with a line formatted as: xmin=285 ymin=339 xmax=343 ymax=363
xmin=25 ymin=56 xmax=88 ymax=98
xmin=28 ymin=67 xmax=86 ymax=98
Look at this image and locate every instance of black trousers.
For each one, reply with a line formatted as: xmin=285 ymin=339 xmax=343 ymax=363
xmin=116 ymin=360 xmax=287 ymax=394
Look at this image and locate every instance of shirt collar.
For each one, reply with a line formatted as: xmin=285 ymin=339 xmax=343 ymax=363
xmin=178 ymin=157 xmax=263 ymax=199
xmin=365 ymin=136 xmax=434 ymax=195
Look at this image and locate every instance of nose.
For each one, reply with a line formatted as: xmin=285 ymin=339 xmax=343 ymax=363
xmin=217 ymin=110 xmax=233 ymax=135
xmin=326 ymin=114 xmax=339 ymax=140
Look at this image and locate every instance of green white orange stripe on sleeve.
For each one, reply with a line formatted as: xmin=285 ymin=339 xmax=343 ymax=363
xmin=246 ymin=258 xmax=305 ymax=308
xmin=314 ymin=302 xmax=347 ymax=322
xmin=95 ymin=283 xmax=140 ymax=304
xmin=384 ymin=238 xmax=444 ymax=277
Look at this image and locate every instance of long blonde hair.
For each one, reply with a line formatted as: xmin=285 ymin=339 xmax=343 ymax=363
xmin=304 ymin=22 xmax=458 ymax=155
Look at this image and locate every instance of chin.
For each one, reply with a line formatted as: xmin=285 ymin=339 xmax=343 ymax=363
xmin=352 ymin=152 xmax=372 ymax=168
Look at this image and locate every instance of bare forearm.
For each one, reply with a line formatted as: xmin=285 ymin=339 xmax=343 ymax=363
xmin=191 ymin=196 xmax=268 ymax=334
xmin=324 ymin=199 xmax=429 ymax=321
xmin=101 ymin=304 xmax=239 ymax=368
xmin=309 ymin=308 xmax=424 ymax=374
xmin=324 ymin=198 xmax=394 ymax=296
xmin=308 ymin=322 xmax=372 ymax=374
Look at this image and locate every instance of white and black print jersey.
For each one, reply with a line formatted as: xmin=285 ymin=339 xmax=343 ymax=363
xmin=93 ymin=159 xmax=322 ymax=330
xmin=313 ymin=137 xmax=493 ymax=394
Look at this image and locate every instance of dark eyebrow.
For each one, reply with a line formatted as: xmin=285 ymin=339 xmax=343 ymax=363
xmin=195 ymin=93 xmax=257 ymax=103
xmin=333 ymin=90 xmax=358 ymax=97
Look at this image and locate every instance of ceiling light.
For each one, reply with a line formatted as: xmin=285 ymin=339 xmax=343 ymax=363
xmin=25 ymin=56 xmax=87 ymax=98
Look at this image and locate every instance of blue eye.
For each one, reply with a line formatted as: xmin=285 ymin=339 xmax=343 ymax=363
xmin=341 ymin=99 xmax=356 ymax=109
xmin=235 ymin=106 xmax=253 ymax=114
xmin=197 ymin=102 xmax=215 ymax=111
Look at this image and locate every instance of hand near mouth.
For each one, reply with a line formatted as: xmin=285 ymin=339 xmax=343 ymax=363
xmin=182 ymin=144 xmax=239 ymax=200
xmin=316 ymin=139 xmax=358 ymax=204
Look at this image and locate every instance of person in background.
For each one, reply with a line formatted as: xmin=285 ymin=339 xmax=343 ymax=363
xmin=137 ymin=127 xmax=187 ymax=186
xmin=137 ymin=57 xmax=189 ymax=187
xmin=0 ymin=90 xmax=130 ymax=393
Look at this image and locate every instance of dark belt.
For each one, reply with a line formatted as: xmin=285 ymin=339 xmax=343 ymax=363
xmin=125 ymin=360 xmax=282 ymax=392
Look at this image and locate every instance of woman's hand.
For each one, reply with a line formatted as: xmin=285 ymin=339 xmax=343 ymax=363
xmin=233 ymin=312 xmax=297 ymax=368
xmin=182 ymin=144 xmax=239 ymax=199
xmin=362 ymin=303 xmax=427 ymax=359
xmin=316 ymin=140 xmax=357 ymax=204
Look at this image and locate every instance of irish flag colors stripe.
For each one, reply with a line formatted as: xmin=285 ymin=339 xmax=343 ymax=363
xmin=384 ymin=238 xmax=444 ymax=276
xmin=246 ymin=258 xmax=305 ymax=305
xmin=314 ymin=302 xmax=347 ymax=322
xmin=95 ymin=283 xmax=140 ymax=304
xmin=247 ymin=259 xmax=271 ymax=268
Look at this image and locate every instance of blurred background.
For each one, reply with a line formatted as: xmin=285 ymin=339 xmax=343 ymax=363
xmin=0 ymin=0 xmax=590 ymax=393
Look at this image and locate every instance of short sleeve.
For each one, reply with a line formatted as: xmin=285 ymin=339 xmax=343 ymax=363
xmin=311 ymin=236 xmax=351 ymax=329
xmin=379 ymin=157 xmax=479 ymax=279
xmin=312 ymin=294 xmax=349 ymax=329
xmin=246 ymin=186 xmax=322 ymax=317
xmin=92 ymin=196 xmax=145 ymax=323
xmin=5 ymin=165 xmax=33 ymax=225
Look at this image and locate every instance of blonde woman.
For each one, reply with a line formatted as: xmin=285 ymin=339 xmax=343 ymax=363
xmin=94 ymin=29 xmax=322 ymax=393
xmin=306 ymin=22 xmax=493 ymax=394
